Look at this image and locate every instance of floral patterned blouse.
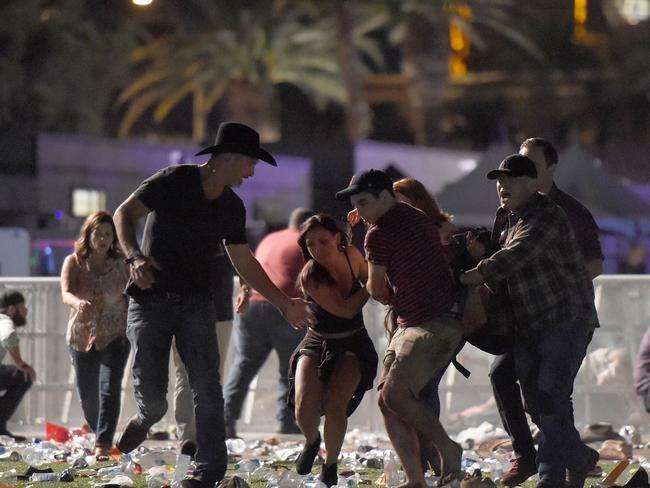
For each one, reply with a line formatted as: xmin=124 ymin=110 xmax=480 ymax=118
xmin=65 ymin=254 xmax=128 ymax=352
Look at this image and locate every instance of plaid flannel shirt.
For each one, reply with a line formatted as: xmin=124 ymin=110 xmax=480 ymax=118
xmin=478 ymin=193 xmax=599 ymax=336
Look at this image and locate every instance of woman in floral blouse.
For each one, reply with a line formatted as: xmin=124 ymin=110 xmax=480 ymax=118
xmin=61 ymin=211 xmax=130 ymax=458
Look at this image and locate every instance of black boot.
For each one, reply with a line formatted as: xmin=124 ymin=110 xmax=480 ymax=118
xmin=295 ymin=433 xmax=321 ymax=475
xmin=319 ymin=463 xmax=338 ymax=487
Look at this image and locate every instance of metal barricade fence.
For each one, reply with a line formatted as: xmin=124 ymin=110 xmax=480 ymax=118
xmin=0 ymin=276 xmax=648 ymax=435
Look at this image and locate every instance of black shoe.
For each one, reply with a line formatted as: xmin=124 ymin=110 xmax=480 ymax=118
xmin=567 ymin=447 xmax=599 ymax=488
xmin=0 ymin=429 xmax=26 ymax=442
xmin=180 ymin=439 xmax=197 ymax=458
xmin=319 ymin=463 xmax=338 ymax=487
xmin=535 ymin=479 xmax=565 ymax=488
xmin=295 ymin=433 xmax=321 ymax=475
xmin=277 ymin=422 xmax=302 ymax=435
xmin=116 ymin=417 xmax=149 ymax=454
xmin=181 ymin=477 xmax=213 ymax=488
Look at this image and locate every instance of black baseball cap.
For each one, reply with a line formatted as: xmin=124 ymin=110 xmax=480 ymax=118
xmin=487 ymin=154 xmax=538 ymax=180
xmin=336 ymin=169 xmax=393 ymax=200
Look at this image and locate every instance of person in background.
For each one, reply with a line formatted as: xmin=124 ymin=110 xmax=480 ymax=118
xmin=393 ymin=177 xmax=457 ymax=245
xmin=618 ymin=240 xmax=647 ymax=274
xmin=60 ymin=211 xmax=130 ymax=458
xmin=635 ymin=326 xmax=650 ymax=413
xmin=0 ymin=290 xmax=35 ymax=442
xmin=290 ymin=214 xmax=378 ymax=487
xmin=223 ymin=208 xmax=313 ymax=439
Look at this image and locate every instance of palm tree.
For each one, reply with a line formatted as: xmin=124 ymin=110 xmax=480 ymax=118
xmin=382 ymin=0 xmax=544 ymax=145
xmin=1 ymin=0 xmax=136 ymax=135
xmin=116 ymin=1 xmax=383 ymax=142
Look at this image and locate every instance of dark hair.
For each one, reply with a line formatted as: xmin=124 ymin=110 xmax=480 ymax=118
xmin=393 ymin=178 xmax=453 ymax=223
xmin=288 ymin=208 xmax=314 ymax=230
xmin=471 ymin=227 xmax=495 ymax=256
xmin=520 ymin=137 xmax=558 ymax=167
xmin=297 ymin=214 xmax=350 ymax=294
xmin=0 ymin=290 xmax=25 ymax=313
xmin=74 ymin=211 xmax=122 ymax=260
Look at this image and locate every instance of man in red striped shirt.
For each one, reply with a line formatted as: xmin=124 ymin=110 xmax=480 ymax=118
xmin=337 ymin=169 xmax=462 ymax=488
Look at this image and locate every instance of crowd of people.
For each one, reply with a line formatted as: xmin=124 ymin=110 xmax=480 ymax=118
xmin=3 ymin=121 xmax=648 ymax=488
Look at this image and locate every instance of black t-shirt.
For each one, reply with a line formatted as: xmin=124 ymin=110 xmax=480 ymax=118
xmin=126 ymin=165 xmax=247 ymax=297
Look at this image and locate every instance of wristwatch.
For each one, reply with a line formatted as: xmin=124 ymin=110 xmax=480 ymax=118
xmin=124 ymin=251 xmax=145 ymax=265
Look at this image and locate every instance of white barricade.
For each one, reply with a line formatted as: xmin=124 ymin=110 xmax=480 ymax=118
xmin=0 ymin=276 xmax=647 ymax=435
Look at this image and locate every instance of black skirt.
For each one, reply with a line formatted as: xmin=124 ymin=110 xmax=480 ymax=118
xmin=287 ymin=327 xmax=379 ymax=417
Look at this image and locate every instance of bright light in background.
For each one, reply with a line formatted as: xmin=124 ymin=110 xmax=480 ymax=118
xmin=458 ymin=159 xmax=478 ymax=173
xmin=132 ymin=0 xmax=153 ymax=5
xmin=616 ymin=0 xmax=650 ymax=24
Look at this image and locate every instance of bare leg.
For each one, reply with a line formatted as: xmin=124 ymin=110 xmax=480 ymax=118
xmin=294 ymin=355 xmax=323 ymax=444
xmin=322 ymin=355 xmax=361 ymax=465
xmin=382 ymin=380 xmax=462 ymax=481
xmin=379 ymin=392 xmax=426 ymax=488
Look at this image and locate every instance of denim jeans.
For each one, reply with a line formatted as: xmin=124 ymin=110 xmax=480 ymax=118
xmin=513 ymin=321 xmax=593 ymax=482
xmin=223 ymin=301 xmax=305 ymax=429
xmin=0 ymin=364 xmax=32 ymax=431
xmin=173 ymin=320 xmax=233 ymax=443
xmin=69 ymin=337 xmax=130 ymax=447
xmin=489 ymin=352 xmax=537 ymax=461
xmin=127 ymin=294 xmax=225 ymax=485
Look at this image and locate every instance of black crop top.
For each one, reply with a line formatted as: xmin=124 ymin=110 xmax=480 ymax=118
xmin=309 ymin=251 xmax=365 ymax=334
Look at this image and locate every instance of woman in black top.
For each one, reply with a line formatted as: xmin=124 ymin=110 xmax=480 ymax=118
xmin=289 ymin=214 xmax=378 ymax=487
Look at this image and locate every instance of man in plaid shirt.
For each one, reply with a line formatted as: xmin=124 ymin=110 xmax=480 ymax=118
xmin=461 ymin=154 xmax=599 ymax=488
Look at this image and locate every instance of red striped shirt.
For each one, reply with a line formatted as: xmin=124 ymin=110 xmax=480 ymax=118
xmin=365 ymin=203 xmax=456 ymax=327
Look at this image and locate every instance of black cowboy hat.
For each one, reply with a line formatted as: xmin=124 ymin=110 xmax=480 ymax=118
xmin=195 ymin=122 xmax=277 ymax=166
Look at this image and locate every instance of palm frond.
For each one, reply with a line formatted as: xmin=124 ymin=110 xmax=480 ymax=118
xmin=153 ymin=81 xmax=196 ymax=122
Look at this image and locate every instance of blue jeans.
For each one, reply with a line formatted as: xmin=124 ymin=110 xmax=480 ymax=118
xmin=223 ymin=301 xmax=305 ymax=427
xmin=69 ymin=337 xmax=130 ymax=447
xmin=513 ymin=321 xmax=593 ymax=482
xmin=489 ymin=352 xmax=537 ymax=461
xmin=127 ymin=294 xmax=225 ymax=485
xmin=0 ymin=364 xmax=32 ymax=432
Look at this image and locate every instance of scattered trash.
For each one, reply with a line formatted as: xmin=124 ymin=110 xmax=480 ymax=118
xmin=0 ymin=421 xmax=647 ymax=488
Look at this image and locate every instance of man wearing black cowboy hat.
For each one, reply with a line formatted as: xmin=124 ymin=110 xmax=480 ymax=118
xmin=460 ymin=154 xmax=599 ymax=488
xmin=113 ymin=122 xmax=312 ymax=488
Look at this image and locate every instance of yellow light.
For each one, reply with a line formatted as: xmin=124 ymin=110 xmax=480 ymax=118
xmin=132 ymin=0 xmax=153 ymax=5
xmin=449 ymin=56 xmax=467 ymax=77
xmin=450 ymin=24 xmax=465 ymax=51
xmin=574 ymin=0 xmax=588 ymax=25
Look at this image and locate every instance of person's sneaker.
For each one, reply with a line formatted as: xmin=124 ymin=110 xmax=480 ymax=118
xmin=501 ymin=456 xmax=537 ymax=486
xmin=277 ymin=422 xmax=302 ymax=435
xmin=0 ymin=429 xmax=26 ymax=442
xmin=116 ymin=417 xmax=149 ymax=454
xmin=93 ymin=445 xmax=111 ymax=461
xmin=566 ymin=447 xmax=600 ymax=488
xmin=180 ymin=439 xmax=197 ymax=459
